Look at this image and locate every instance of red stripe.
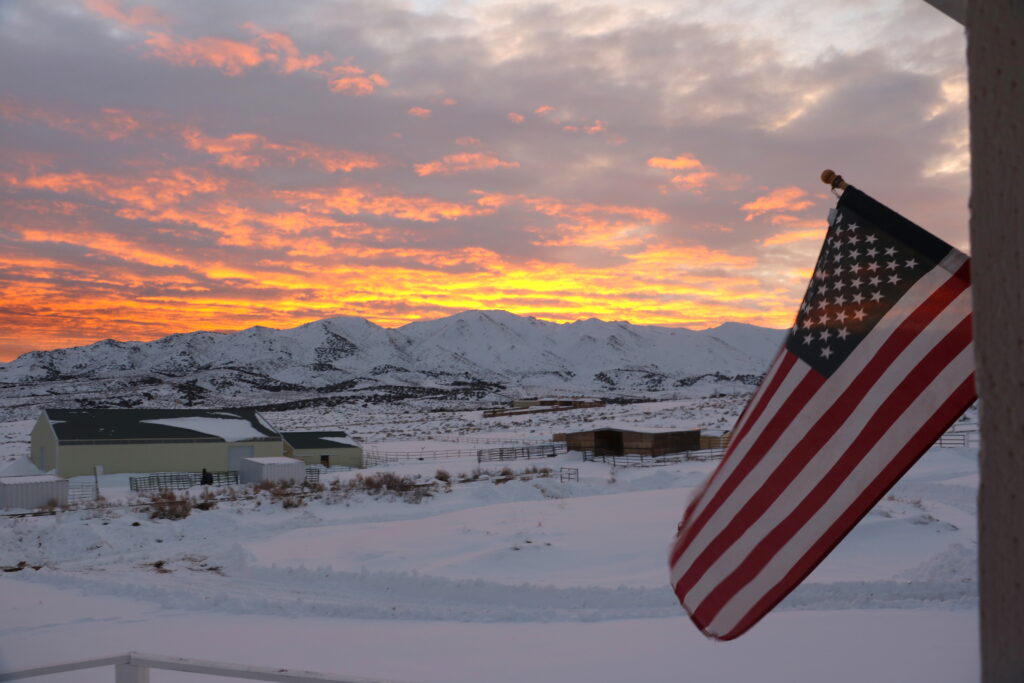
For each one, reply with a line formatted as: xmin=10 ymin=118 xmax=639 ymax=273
xmin=676 ymin=353 xmax=796 ymax=531
xmin=691 ymin=314 xmax=973 ymax=627
xmin=717 ymin=372 xmax=977 ymax=640
xmin=670 ymin=262 xmax=969 ymax=582
xmin=669 ymin=359 xmax=824 ymax=565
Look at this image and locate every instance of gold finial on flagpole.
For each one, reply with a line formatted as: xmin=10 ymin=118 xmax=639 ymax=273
xmin=820 ymin=169 xmax=848 ymax=191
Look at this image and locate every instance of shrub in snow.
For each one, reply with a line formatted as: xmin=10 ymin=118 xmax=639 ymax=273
xmin=145 ymin=490 xmax=192 ymax=520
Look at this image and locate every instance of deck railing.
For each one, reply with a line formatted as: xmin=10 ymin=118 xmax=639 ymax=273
xmin=0 ymin=651 xmax=406 ymax=683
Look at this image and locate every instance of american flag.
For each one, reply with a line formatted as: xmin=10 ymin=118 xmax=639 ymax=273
xmin=669 ymin=186 xmax=976 ymax=640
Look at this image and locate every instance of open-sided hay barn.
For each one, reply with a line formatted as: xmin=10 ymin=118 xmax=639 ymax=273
xmin=554 ymin=427 xmax=702 ymax=457
xmin=31 ymin=408 xmax=283 ymax=477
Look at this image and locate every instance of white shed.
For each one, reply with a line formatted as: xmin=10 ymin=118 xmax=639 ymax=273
xmin=0 ymin=475 xmax=68 ymax=509
xmin=239 ymin=456 xmax=306 ymax=484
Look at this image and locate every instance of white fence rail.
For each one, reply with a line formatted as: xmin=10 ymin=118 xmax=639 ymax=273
xmin=0 ymin=651 xmax=408 ymax=683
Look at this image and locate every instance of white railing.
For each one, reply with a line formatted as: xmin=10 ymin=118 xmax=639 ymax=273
xmin=0 ymin=651 xmax=408 ymax=683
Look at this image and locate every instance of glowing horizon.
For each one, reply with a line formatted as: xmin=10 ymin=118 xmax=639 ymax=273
xmin=0 ymin=0 xmax=969 ymax=362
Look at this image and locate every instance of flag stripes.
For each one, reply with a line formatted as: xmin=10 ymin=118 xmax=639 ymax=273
xmin=669 ymin=249 xmax=973 ymax=639
xmin=671 ymin=260 xmax=967 ymax=570
xmin=708 ymin=355 xmax=976 ymax=638
xmin=696 ymin=320 xmax=973 ymax=631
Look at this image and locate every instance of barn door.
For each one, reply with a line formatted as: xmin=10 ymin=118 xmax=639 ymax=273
xmin=228 ymin=445 xmax=253 ymax=471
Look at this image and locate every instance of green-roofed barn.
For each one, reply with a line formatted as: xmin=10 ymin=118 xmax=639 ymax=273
xmin=31 ymin=408 xmax=284 ymax=477
xmin=281 ymin=431 xmax=363 ymax=469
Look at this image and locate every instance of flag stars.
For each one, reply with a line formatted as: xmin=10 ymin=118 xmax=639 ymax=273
xmin=819 ymin=329 xmax=832 ymax=342
xmin=888 ymin=273 xmax=901 ymax=285
xmin=866 ymin=247 xmax=879 ymax=258
xmin=802 ymin=333 xmax=814 ymax=345
xmin=884 ymin=246 xmax=897 ymax=257
xmin=851 ymin=292 xmax=865 ymax=304
xmin=886 ymin=259 xmax=899 ymax=270
xmin=870 ymin=290 xmax=884 ymax=302
xmin=866 ymin=261 xmax=880 ymax=272
xmin=849 ymin=277 xmax=863 ymax=289
xmin=820 ymin=346 xmax=834 ymax=359
xmin=864 ymin=233 xmax=877 ymax=244
xmin=836 ymin=327 xmax=850 ymax=341
xmin=905 ymin=258 xmax=918 ymax=269
xmin=868 ymin=275 xmax=882 ymax=287
xmin=852 ymin=308 xmax=866 ymax=321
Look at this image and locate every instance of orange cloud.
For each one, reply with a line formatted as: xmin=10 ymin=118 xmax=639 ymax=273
xmin=180 ymin=127 xmax=379 ymax=172
xmin=586 ymin=120 xmax=606 ymax=135
xmin=647 ymin=154 xmax=703 ymax=171
xmin=0 ymin=97 xmax=143 ymax=141
xmin=671 ymin=171 xmax=717 ymax=193
xmin=277 ymin=187 xmax=495 ymax=223
xmin=507 ymin=112 xmax=525 ymax=124
xmin=144 ymin=32 xmax=268 ymax=76
xmin=414 ymin=153 xmax=519 ymax=176
xmin=442 ymin=98 xmax=458 ymax=106
xmin=83 ymin=0 xmax=168 ymax=27
xmin=534 ymin=105 xmax=554 ymax=115
xmin=647 ymin=154 xmax=726 ymax=195
xmin=761 ymin=228 xmax=826 ymax=246
xmin=244 ymin=23 xmax=327 ymax=73
xmin=329 ymin=71 xmax=388 ymax=95
xmin=455 ymin=137 xmax=480 ymax=146
xmin=407 ymin=107 xmax=432 ymax=118
xmin=16 ymin=168 xmax=224 ymax=211
xmin=741 ymin=186 xmax=816 ymax=221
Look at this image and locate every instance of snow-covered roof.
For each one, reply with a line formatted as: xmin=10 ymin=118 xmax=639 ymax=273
xmin=45 ymin=408 xmax=280 ymax=443
xmin=0 ymin=457 xmax=44 ymax=477
xmin=0 ymin=475 xmax=65 ymax=484
xmin=242 ymin=456 xmax=304 ymax=465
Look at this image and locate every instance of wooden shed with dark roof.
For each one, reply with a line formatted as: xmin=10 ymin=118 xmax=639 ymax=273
xmin=281 ymin=431 xmax=363 ymax=469
xmin=31 ymin=408 xmax=283 ymax=477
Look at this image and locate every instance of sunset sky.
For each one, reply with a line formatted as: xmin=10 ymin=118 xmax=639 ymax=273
xmin=0 ymin=0 xmax=968 ymax=362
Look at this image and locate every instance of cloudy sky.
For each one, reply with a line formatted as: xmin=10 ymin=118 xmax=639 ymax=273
xmin=0 ymin=0 xmax=968 ymax=361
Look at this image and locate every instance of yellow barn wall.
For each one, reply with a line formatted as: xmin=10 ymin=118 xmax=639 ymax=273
xmin=31 ymin=415 xmax=59 ymax=473
xmin=54 ymin=439 xmax=283 ymax=477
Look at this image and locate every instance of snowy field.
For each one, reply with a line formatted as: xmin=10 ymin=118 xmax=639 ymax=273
xmin=0 ymin=398 xmax=980 ymax=682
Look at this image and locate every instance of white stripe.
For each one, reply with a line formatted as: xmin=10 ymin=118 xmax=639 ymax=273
xmin=670 ymin=264 xmax=964 ymax=585
xmin=673 ymin=358 xmax=809 ymax=544
xmin=674 ymin=351 xmax=798 ymax=542
xmin=706 ymin=341 xmax=975 ymax=637
xmin=728 ymin=352 xmax=787 ymax=449
xmin=680 ymin=289 xmax=971 ymax=606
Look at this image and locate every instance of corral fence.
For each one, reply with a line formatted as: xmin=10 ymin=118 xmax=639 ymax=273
xmin=129 ymin=471 xmax=239 ymax=493
xmin=938 ymin=428 xmax=980 ymax=448
xmin=559 ymin=467 xmax=579 ymax=483
xmin=363 ymin=448 xmax=478 ymax=466
xmin=68 ymin=480 xmax=100 ymax=503
xmin=582 ymin=447 xmax=726 ymax=468
xmin=449 ymin=435 xmax=555 ymax=445
xmin=476 ymin=442 xmax=566 ymax=463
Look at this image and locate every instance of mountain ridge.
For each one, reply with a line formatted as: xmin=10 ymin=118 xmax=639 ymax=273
xmin=0 ymin=310 xmax=786 ymax=420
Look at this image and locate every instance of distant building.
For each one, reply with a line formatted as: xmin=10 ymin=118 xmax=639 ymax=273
xmin=484 ymin=397 xmax=605 ymax=418
xmin=553 ymin=427 xmax=702 ymax=456
xmin=30 ymin=408 xmax=283 ymax=477
xmin=281 ymin=431 xmax=363 ymax=468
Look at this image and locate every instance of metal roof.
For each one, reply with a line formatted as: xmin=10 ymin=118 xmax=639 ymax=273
xmin=281 ymin=431 xmax=360 ymax=450
xmin=45 ymin=408 xmax=280 ymax=444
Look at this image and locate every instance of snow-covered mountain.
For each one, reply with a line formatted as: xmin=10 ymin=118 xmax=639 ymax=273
xmin=0 ymin=310 xmax=785 ymax=419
